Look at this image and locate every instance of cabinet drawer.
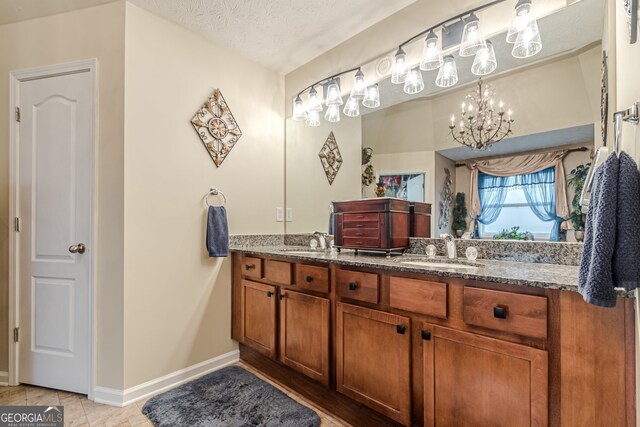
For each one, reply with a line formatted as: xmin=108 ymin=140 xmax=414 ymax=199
xmin=336 ymin=269 xmax=379 ymax=304
xmin=343 ymin=228 xmax=380 ymax=238
xmin=295 ymin=264 xmax=330 ymax=293
xmin=242 ymin=256 xmax=262 ymax=278
xmin=463 ymin=287 xmax=548 ymax=340
xmin=342 ymin=237 xmax=380 ymax=248
xmin=390 ymin=277 xmax=447 ymax=319
xmin=343 ymin=213 xmax=379 ymax=224
xmin=264 ymin=259 xmax=292 ymax=285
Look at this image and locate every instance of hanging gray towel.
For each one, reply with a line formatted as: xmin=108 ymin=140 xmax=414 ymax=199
xmin=578 ymin=153 xmax=619 ymax=307
xmin=206 ymin=206 xmax=229 ymax=257
xmin=613 ymin=152 xmax=640 ymax=289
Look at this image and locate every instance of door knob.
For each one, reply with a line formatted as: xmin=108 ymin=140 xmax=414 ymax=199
xmin=69 ymin=243 xmax=86 ymax=254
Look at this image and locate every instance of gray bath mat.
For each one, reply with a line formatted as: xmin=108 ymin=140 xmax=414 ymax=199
xmin=142 ymin=365 xmax=321 ymax=427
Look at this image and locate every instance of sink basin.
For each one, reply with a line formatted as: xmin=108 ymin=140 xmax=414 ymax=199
xmin=400 ymin=261 xmax=480 ymax=269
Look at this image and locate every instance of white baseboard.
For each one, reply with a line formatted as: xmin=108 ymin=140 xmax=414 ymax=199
xmin=0 ymin=371 xmax=9 ymax=386
xmin=93 ymin=349 xmax=239 ymax=407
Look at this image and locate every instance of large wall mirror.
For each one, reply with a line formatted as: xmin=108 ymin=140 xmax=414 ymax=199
xmin=285 ymin=0 xmax=605 ymax=242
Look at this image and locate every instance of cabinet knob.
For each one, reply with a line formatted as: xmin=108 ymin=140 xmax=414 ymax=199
xmin=277 ymin=293 xmax=285 ymax=301
xmin=348 ymin=282 xmax=358 ymax=291
xmin=266 ymin=291 xmax=274 ymax=298
xmin=245 ymin=264 xmax=255 ymax=271
xmin=396 ymin=325 xmax=406 ymax=335
xmin=305 ymin=275 xmax=313 ymax=283
xmin=421 ymin=330 xmax=432 ymax=341
xmin=493 ymin=305 xmax=508 ymax=319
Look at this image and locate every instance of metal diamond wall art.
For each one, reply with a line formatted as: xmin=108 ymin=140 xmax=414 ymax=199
xmin=318 ymin=131 xmax=343 ymax=185
xmin=191 ymin=88 xmax=242 ymax=167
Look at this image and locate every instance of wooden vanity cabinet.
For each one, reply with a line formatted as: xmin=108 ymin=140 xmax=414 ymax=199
xmin=240 ymin=279 xmax=277 ymax=358
xmin=336 ymin=302 xmax=411 ymax=425
xmin=422 ymin=324 xmax=548 ymax=427
xmin=279 ymin=289 xmax=330 ymax=385
xmin=233 ymin=252 xmax=635 ymax=427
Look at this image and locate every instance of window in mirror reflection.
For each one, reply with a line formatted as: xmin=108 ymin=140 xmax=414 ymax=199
xmin=377 ymin=173 xmax=425 ymax=202
xmin=480 ymin=187 xmax=553 ymax=240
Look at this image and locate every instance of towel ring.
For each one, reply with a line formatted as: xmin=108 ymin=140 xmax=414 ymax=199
xmin=203 ymin=188 xmax=226 ymax=207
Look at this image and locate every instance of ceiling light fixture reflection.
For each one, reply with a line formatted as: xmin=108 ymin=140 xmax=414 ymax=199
xmin=391 ymin=47 xmax=409 ymax=84
xmin=459 ymin=13 xmax=487 ymax=57
xmin=420 ymin=30 xmax=444 ymax=71
xmin=435 ymin=55 xmax=458 ymax=88
xmin=471 ymin=41 xmax=497 ymax=76
xmin=362 ymin=84 xmax=380 ymax=108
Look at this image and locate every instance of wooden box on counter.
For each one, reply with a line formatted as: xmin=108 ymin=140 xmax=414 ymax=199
xmin=409 ymin=202 xmax=431 ymax=238
xmin=333 ymin=198 xmax=410 ymax=254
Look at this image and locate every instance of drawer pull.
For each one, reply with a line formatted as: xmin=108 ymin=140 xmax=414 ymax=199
xmin=277 ymin=293 xmax=285 ymax=301
xmin=355 ymin=224 xmax=364 ymax=228
xmin=356 ymin=215 xmax=364 ymax=219
xmin=421 ymin=330 xmax=432 ymax=341
xmin=396 ymin=325 xmax=406 ymax=335
xmin=245 ymin=264 xmax=255 ymax=270
xmin=348 ymin=282 xmax=359 ymax=291
xmin=493 ymin=305 xmax=508 ymax=319
xmin=266 ymin=291 xmax=274 ymax=298
xmin=305 ymin=275 xmax=314 ymax=283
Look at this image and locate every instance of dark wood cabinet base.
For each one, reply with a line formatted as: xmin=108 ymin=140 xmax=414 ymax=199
xmin=239 ymin=344 xmax=403 ymax=427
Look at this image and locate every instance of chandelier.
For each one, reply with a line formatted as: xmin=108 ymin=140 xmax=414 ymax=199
xmin=448 ymin=78 xmax=514 ymax=150
xmin=292 ymin=0 xmax=542 ymax=127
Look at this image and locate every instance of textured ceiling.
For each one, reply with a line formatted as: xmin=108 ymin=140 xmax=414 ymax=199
xmin=128 ymin=0 xmax=416 ymax=74
xmin=0 ymin=0 xmax=118 ymax=25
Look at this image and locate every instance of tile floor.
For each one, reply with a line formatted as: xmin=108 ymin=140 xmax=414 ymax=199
xmin=0 ymin=362 xmax=348 ymax=426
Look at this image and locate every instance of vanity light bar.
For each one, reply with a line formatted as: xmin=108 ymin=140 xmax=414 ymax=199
xmin=293 ymin=0 xmax=542 ymax=126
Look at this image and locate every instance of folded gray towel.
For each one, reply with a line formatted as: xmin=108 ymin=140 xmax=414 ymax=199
xmin=206 ymin=206 xmax=229 ymax=257
xmin=578 ymin=153 xmax=618 ymax=307
xmin=613 ymin=152 xmax=640 ymax=288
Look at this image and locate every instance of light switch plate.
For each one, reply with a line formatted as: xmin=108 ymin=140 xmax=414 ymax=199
xmin=276 ymin=207 xmax=284 ymax=222
xmin=285 ymin=208 xmax=293 ymax=222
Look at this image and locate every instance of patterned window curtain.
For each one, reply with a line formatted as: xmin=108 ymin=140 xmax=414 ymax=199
xmin=476 ymin=167 xmax=563 ymax=241
xmin=476 ymin=173 xmax=510 ymax=226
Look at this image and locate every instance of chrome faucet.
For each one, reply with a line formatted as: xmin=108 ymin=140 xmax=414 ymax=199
xmin=313 ymin=232 xmax=329 ymax=250
xmin=440 ymin=233 xmax=457 ymax=259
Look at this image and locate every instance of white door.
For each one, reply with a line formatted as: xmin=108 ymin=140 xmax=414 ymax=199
xmin=16 ymin=67 xmax=94 ymax=394
xmin=406 ymin=174 xmax=425 ymax=202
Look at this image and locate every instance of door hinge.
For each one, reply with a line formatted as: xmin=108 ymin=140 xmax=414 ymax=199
xmin=13 ymin=327 xmax=19 ymax=342
xmin=14 ymin=217 xmax=21 ymax=232
xmin=15 ymin=107 xmax=20 ymax=122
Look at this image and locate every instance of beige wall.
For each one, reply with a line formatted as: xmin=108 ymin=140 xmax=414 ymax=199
xmin=286 ymin=118 xmax=361 ymax=234
xmin=0 ymin=2 xmax=126 ymax=388
xmin=362 ymin=151 xmax=435 ymax=201
xmin=123 ymin=3 xmax=285 ymax=388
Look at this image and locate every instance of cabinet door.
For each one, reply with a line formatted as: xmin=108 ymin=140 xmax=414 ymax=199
xmin=422 ymin=324 xmax=548 ymax=427
xmin=336 ymin=302 xmax=411 ymax=425
xmin=241 ymin=280 xmax=277 ymax=358
xmin=279 ymin=290 xmax=330 ymax=385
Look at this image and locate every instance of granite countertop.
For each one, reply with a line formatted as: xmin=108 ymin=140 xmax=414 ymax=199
xmin=230 ymin=245 xmax=635 ymax=299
